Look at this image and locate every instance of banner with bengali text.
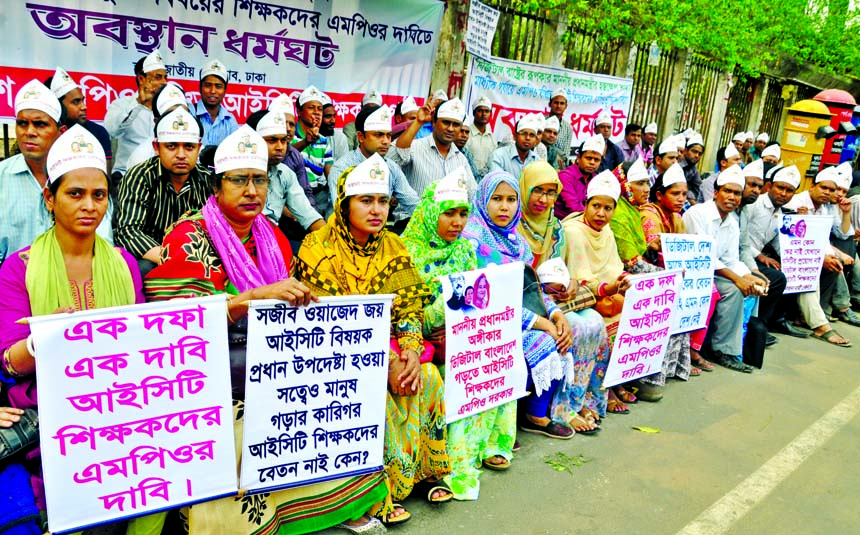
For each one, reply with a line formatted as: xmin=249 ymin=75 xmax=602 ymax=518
xmin=240 ymin=296 xmax=392 ymax=493
xmin=30 ymin=294 xmax=236 ymax=535
xmin=604 ymin=270 xmax=682 ymax=388
xmin=661 ymin=234 xmax=715 ymax=334
xmin=0 ymin=0 xmax=444 ymax=125
xmin=463 ymin=55 xmax=634 ymax=149
xmin=440 ymin=262 xmax=528 ymax=424
xmin=777 ymin=215 xmax=832 ymax=294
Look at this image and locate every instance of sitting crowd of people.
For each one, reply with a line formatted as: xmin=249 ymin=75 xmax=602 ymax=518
xmin=1 ymin=51 xmax=859 ymax=535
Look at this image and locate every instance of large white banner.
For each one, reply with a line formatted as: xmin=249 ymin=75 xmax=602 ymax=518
xmin=0 ymin=0 xmax=444 ymax=123
xmin=661 ymin=234 xmax=715 ymax=334
xmin=240 ymin=297 xmax=391 ymax=493
xmin=778 ymin=215 xmax=833 ymax=294
xmin=463 ymin=55 xmax=634 ymax=148
xmin=440 ymin=262 xmax=529 ymax=424
xmin=30 ymin=295 xmax=236 ymax=535
xmin=604 ymin=270 xmax=682 ymax=388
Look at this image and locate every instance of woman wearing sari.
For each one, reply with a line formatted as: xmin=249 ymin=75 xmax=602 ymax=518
xmin=144 ymin=126 xmax=387 ymax=535
xmin=641 ymin=164 xmax=715 ymax=373
xmin=0 ymin=125 xmax=162 ymax=534
xmin=402 ymin=168 xmax=512 ymax=499
xmin=462 ymin=170 xmax=575 ymax=440
xmin=562 ymin=170 xmax=633 ymax=414
xmin=605 ymin=160 xmax=693 ymax=401
xmin=515 ymin=161 xmax=608 ymax=433
xmin=293 ymin=154 xmax=452 ymax=526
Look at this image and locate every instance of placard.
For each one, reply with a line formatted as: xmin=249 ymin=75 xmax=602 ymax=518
xmin=661 ymin=234 xmax=715 ymax=333
xmin=240 ymin=296 xmax=392 ymax=493
xmin=604 ymin=270 xmax=682 ymax=388
xmin=440 ymin=262 xmax=529 ymax=424
xmin=778 ymin=215 xmax=833 ymax=293
xmin=465 ymin=0 xmax=500 ymax=60
xmin=30 ymin=295 xmax=236 ymax=535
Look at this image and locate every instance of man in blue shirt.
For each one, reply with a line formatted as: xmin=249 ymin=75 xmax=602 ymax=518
xmin=488 ymin=113 xmax=541 ymax=177
xmin=192 ymin=59 xmax=238 ymax=146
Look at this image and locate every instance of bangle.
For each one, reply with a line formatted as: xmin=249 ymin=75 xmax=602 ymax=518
xmin=597 ymin=282 xmax=608 ymax=297
xmin=26 ymin=335 xmax=36 ymax=358
xmin=3 ymin=348 xmax=23 ymax=378
xmin=225 ymin=297 xmax=235 ymax=324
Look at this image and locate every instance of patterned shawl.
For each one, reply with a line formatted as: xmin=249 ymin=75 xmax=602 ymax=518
xmin=609 ymin=164 xmax=648 ymax=266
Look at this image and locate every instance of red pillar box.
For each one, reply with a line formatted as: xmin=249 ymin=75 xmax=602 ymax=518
xmin=813 ymin=89 xmax=858 ymax=168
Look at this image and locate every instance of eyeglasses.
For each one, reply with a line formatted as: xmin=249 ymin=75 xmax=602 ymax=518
xmin=531 ymin=189 xmax=558 ymax=200
xmin=223 ymin=175 xmax=269 ymax=189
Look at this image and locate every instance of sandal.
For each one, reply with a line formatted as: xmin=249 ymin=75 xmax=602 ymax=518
xmin=412 ymin=479 xmax=453 ymax=504
xmin=336 ymin=516 xmax=386 ymax=534
xmin=376 ymin=504 xmax=412 ymax=526
xmin=690 ymin=367 xmax=702 ymax=377
xmin=512 ymin=440 xmax=521 ymax=452
xmin=606 ymin=396 xmax=630 ymax=414
xmin=583 ymin=407 xmax=601 ymax=424
xmin=519 ymin=418 xmax=574 ymax=439
xmin=613 ymin=386 xmax=637 ymax=404
xmin=570 ymin=413 xmax=600 ymax=435
xmin=811 ymin=329 xmax=853 ymax=347
xmin=482 ymin=455 xmax=511 ymax=471
xmin=691 ymin=351 xmax=714 ymax=372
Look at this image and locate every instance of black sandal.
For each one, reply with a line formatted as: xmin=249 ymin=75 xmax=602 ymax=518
xmin=412 ymin=479 xmax=454 ymax=504
xmin=376 ymin=503 xmax=412 ymax=525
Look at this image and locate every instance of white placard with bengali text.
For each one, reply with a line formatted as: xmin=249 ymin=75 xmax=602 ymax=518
xmin=465 ymin=0 xmax=500 ymax=60
xmin=240 ymin=296 xmax=391 ymax=493
xmin=441 ymin=262 xmax=528 ymax=424
xmin=31 ymin=295 xmax=236 ymax=535
xmin=778 ymin=215 xmax=833 ymax=294
xmin=661 ymin=234 xmax=715 ymax=334
xmin=604 ymin=270 xmax=682 ymax=388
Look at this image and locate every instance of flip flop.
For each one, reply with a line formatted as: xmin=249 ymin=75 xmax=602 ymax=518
xmin=690 ymin=367 xmax=702 ymax=377
xmin=412 ymin=479 xmax=454 ymax=504
xmin=614 ymin=386 xmax=638 ymax=404
xmin=376 ymin=504 xmax=412 ymax=526
xmin=607 ymin=397 xmax=630 ymax=414
xmin=569 ymin=413 xmax=600 ymax=435
xmin=812 ymin=329 xmax=853 ymax=347
xmin=482 ymin=456 xmax=511 ymax=471
xmin=336 ymin=516 xmax=386 ymax=534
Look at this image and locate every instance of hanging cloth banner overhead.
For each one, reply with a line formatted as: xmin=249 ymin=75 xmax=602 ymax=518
xmin=0 ymin=0 xmax=444 ymax=124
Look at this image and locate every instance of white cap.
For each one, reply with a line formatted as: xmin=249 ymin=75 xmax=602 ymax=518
xmin=761 ymin=144 xmax=781 ymax=160
xmin=155 ymin=82 xmax=187 ymax=116
xmin=437 ymin=98 xmax=465 ymax=122
xmin=771 ymin=165 xmax=801 ymax=189
xmin=517 ymin=113 xmax=543 ymax=133
xmin=732 ymin=132 xmax=746 ymax=143
xmin=473 ymin=95 xmax=492 ymax=111
xmin=587 ymin=170 xmax=621 ymax=201
xmin=142 ymin=50 xmax=165 ymax=73
xmin=627 ymin=158 xmax=649 ymax=183
xmin=344 ymin=153 xmax=389 ymax=197
xmin=815 ymin=166 xmax=839 ymax=185
xmin=361 ymin=90 xmax=382 ymax=107
xmin=595 ymin=111 xmax=612 ymax=127
xmin=644 ymin=122 xmax=658 ymax=134
xmin=835 ymin=162 xmax=853 ymax=187
xmin=320 ymin=92 xmax=333 ymax=106
xmin=156 ymin=108 xmax=200 ymax=143
xmin=433 ymin=167 xmax=469 ymax=204
xmin=363 ymin=106 xmax=392 ymax=133
xmin=15 ymin=80 xmax=61 ymax=122
xmin=50 ymin=67 xmax=79 ymax=99
xmin=536 ymin=257 xmax=570 ymax=286
xmin=724 ymin=143 xmax=740 ymax=160
xmin=716 ymin=164 xmax=745 ymax=188
xmin=463 ymin=116 xmax=473 ymax=128
xmin=662 ymin=162 xmax=686 ymax=187
xmin=46 ymin=124 xmax=106 ymax=185
xmin=544 ymin=115 xmax=560 ymax=132
xmin=200 ymin=59 xmax=228 ymax=82
xmin=681 ymin=128 xmax=695 ymax=140
xmin=673 ymin=135 xmax=687 ymax=150
xmin=399 ymin=96 xmax=419 ymax=116
xmin=255 ymin=110 xmax=286 ymax=137
xmin=268 ymin=93 xmax=294 ymax=115
xmin=745 ymin=131 xmax=754 ymax=141
xmin=432 ymin=89 xmax=449 ymax=103
xmin=551 ymin=88 xmax=566 ymax=100
xmin=298 ymin=85 xmax=326 ymax=107
xmin=756 ymin=132 xmax=769 ymax=143
xmin=658 ymin=136 xmax=679 ymax=155
xmin=215 ymin=125 xmax=268 ymax=173
xmin=743 ymin=158 xmax=764 ymax=179
xmin=581 ymin=134 xmax=605 ymax=155
xmin=686 ymin=133 xmax=704 ymax=148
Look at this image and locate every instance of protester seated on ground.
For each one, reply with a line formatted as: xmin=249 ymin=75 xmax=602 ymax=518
xmin=463 ymin=170 xmax=576 ymax=439
xmin=642 ymin=163 xmax=716 ymax=373
xmin=555 ymin=134 xmax=604 ymax=220
xmin=701 ymin=144 xmax=742 ymax=202
xmin=784 ymin=166 xmax=856 ymax=347
xmin=401 ymin=167 xmax=512 ymax=499
xmin=124 ymin=81 xmax=191 ymax=172
xmin=561 ymin=170 xmax=634 ymax=413
xmin=0 ymin=125 xmax=164 ymax=535
xmin=514 ymin=161 xmax=608 ymax=433
xmin=683 ymin=165 xmax=765 ymax=372
xmin=489 ymin=113 xmax=541 ymax=178
xmin=648 ymin=135 xmax=680 ymax=186
xmin=540 ymin=116 xmax=562 ymax=169
xmin=594 ymin=112 xmax=624 ymax=174
xmin=821 ymin=162 xmax=860 ymax=327
xmin=144 ymin=126 xmax=391 ymax=535
xmin=293 ymin=153 xmax=453 ymax=528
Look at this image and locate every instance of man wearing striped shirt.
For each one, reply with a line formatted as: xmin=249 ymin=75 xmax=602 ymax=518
xmin=389 ymin=98 xmax=477 ymax=200
xmin=115 ymin=108 xmax=211 ymax=275
xmin=291 ymin=85 xmax=334 ymax=217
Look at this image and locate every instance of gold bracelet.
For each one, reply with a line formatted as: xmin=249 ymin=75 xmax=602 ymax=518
xmin=225 ymin=297 xmax=235 ymax=324
xmin=3 ymin=348 xmax=23 ymax=378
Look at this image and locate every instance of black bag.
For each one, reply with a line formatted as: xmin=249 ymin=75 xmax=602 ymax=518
xmin=742 ymin=316 xmax=768 ymax=369
xmin=0 ymin=408 xmax=39 ymax=464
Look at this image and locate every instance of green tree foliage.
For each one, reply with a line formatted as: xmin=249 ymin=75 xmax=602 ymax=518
xmin=515 ymin=0 xmax=860 ymax=78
